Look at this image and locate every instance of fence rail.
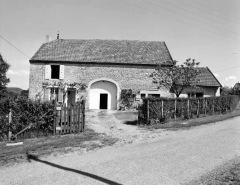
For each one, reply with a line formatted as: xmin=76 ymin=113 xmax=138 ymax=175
xmin=138 ymin=95 xmax=239 ymax=124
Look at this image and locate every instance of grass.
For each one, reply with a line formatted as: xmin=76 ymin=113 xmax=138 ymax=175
xmin=148 ymin=111 xmax=240 ymax=130
xmin=139 ymin=102 xmax=240 ymax=130
xmin=0 ymin=129 xmax=118 ymax=166
xmin=186 ymin=157 xmax=240 ymax=185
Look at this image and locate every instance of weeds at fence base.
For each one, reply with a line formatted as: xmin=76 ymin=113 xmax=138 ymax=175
xmin=147 ymin=111 xmax=240 ymax=130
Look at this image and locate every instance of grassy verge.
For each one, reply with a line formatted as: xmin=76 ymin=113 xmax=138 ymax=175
xmin=142 ymin=101 xmax=240 ymax=130
xmin=0 ymin=129 xmax=118 ymax=166
xmin=148 ymin=110 xmax=240 ymax=130
xmin=186 ymin=157 xmax=240 ymax=185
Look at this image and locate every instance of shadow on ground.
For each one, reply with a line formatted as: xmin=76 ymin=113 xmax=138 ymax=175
xmin=26 ymin=152 xmax=122 ymax=185
xmin=123 ymin=120 xmax=138 ymax=125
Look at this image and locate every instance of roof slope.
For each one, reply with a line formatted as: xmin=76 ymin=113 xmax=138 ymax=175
xmin=30 ymin=39 xmax=173 ymax=65
xmin=192 ymin=67 xmax=222 ymax=87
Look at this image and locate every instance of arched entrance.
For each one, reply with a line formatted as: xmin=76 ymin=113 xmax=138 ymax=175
xmin=89 ymin=79 xmax=119 ymax=110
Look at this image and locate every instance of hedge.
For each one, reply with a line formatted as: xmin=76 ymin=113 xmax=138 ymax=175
xmin=138 ymin=95 xmax=239 ymax=124
xmin=0 ymin=97 xmax=55 ymax=141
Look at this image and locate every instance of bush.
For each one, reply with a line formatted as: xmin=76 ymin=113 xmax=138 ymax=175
xmin=119 ymin=89 xmax=136 ymax=110
xmin=0 ymin=96 xmax=55 ymax=140
xmin=139 ymin=95 xmax=239 ymax=124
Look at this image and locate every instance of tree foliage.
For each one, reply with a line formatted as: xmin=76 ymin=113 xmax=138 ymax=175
xmin=20 ymin=89 xmax=29 ymax=98
xmin=232 ymin=83 xmax=240 ymax=96
xmin=150 ymin=59 xmax=201 ymax=97
xmin=0 ymin=53 xmax=10 ymax=98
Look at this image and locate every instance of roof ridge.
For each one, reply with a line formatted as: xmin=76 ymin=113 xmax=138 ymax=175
xmin=53 ymin=38 xmax=166 ymax=43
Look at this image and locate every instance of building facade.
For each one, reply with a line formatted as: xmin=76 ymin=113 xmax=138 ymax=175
xmin=29 ymin=39 xmax=173 ymax=110
xmin=29 ymin=39 xmax=221 ymax=110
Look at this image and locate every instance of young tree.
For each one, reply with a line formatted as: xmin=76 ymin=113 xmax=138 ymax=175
xmin=150 ymin=58 xmax=201 ymax=97
xmin=0 ymin=53 xmax=10 ymax=98
xmin=220 ymin=85 xmax=233 ymax=96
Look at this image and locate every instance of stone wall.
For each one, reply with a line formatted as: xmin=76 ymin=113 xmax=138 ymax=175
xmin=29 ymin=63 xmax=172 ymax=107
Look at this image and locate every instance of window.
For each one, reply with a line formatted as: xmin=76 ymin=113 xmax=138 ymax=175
xmin=51 ymin=65 xmax=60 ymax=79
xmin=45 ymin=65 xmax=64 ymax=80
xmin=50 ymin=88 xmax=59 ymax=101
xmin=149 ymin=94 xmax=160 ymax=98
xmin=188 ymin=92 xmax=204 ymax=98
xmin=196 ymin=93 xmax=204 ymax=98
xmin=152 ymin=94 xmax=160 ymax=98
xmin=141 ymin=94 xmax=146 ymax=99
xmin=44 ymin=87 xmax=63 ymax=102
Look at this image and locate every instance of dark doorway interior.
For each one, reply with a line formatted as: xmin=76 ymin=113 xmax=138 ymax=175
xmin=100 ymin=94 xmax=108 ymax=109
xmin=196 ymin=93 xmax=204 ymax=98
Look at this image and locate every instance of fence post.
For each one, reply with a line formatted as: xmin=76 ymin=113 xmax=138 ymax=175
xmin=197 ymin=99 xmax=199 ymax=117
xmin=205 ymin=99 xmax=207 ymax=115
xmin=174 ymin=99 xmax=177 ymax=120
xmin=82 ymin=100 xmax=85 ymax=132
xmin=137 ymin=105 xmax=140 ymax=125
xmin=212 ymin=99 xmax=214 ymax=114
xmin=146 ymin=99 xmax=149 ymax=124
xmin=161 ymin=100 xmax=164 ymax=118
xmin=55 ymin=103 xmax=61 ymax=134
xmin=78 ymin=104 xmax=81 ymax=133
xmin=8 ymin=109 xmax=12 ymax=141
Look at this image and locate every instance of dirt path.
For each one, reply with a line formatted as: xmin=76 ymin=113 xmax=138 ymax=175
xmin=1 ymin=115 xmax=240 ymax=185
xmin=86 ymin=110 xmax=171 ymax=146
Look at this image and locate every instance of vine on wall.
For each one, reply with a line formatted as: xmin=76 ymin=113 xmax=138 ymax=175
xmin=36 ymin=81 xmax=87 ymax=101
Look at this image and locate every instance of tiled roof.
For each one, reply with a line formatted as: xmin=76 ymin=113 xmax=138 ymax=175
xmin=233 ymin=82 xmax=240 ymax=89
xmin=193 ymin=67 xmax=222 ymax=87
xmin=30 ymin=39 xmax=173 ymax=65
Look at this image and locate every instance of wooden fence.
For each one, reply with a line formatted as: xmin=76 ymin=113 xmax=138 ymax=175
xmin=54 ymin=101 xmax=85 ymax=134
xmin=138 ymin=96 xmax=239 ymax=124
xmin=3 ymin=101 xmax=85 ymax=141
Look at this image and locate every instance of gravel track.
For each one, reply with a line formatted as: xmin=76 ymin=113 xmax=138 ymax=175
xmin=0 ymin=112 xmax=240 ymax=185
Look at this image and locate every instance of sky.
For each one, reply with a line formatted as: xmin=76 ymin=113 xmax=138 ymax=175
xmin=0 ymin=0 xmax=240 ymax=90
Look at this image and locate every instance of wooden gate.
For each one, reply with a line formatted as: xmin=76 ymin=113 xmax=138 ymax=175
xmin=54 ymin=100 xmax=85 ymax=134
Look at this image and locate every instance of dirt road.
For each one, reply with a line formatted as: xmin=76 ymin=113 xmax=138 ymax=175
xmin=1 ymin=114 xmax=240 ymax=185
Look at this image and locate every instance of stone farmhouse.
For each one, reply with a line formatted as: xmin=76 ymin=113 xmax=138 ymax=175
xmin=29 ymin=38 xmax=221 ymax=110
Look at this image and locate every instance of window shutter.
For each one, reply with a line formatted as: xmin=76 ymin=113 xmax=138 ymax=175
xmin=45 ymin=65 xmax=50 ymax=79
xmin=44 ymin=88 xmax=50 ymax=101
xmin=59 ymin=65 xmax=64 ymax=79
xmin=58 ymin=89 xmax=63 ymax=103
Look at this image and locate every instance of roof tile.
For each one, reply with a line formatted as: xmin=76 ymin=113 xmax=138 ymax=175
xmin=30 ymin=39 xmax=173 ymax=65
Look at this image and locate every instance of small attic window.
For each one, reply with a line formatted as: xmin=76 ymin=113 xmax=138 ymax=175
xmin=51 ymin=65 xmax=60 ymax=79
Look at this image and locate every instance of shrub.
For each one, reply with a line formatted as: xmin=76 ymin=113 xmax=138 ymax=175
xmin=139 ymin=95 xmax=239 ymax=124
xmin=119 ymin=89 xmax=136 ymax=110
xmin=0 ymin=96 xmax=55 ymax=140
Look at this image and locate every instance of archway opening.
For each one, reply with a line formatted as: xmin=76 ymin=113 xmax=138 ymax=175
xmin=89 ymin=80 xmax=117 ymax=110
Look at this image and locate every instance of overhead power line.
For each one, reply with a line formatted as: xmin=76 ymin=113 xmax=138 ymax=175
xmin=141 ymin=0 xmax=240 ymax=36
xmin=0 ymin=35 xmax=30 ymax=58
xmin=214 ymin=65 xmax=240 ymax=73
xmin=158 ymin=0 xmax=240 ymax=32
xmin=117 ymin=0 xmax=239 ymax=40
xmin=190 ymin=0 xmax=240 ymax=24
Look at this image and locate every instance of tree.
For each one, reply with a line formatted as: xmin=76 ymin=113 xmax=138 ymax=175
xmin=220 ymin=86 xmax=233 ymax=96
xmin=20 ymin=89 xmax=29 ymax=98
xmin=232 ymin=82 xmax=240 ymax=96
xmin=0 ymin=54 xmax=10 ymax=98
xmin=150 ymin=59 xmax=201 ymax=97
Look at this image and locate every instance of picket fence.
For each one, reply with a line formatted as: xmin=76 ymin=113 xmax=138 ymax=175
xmin=54 ymin=101 xmax=85 ymax=134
